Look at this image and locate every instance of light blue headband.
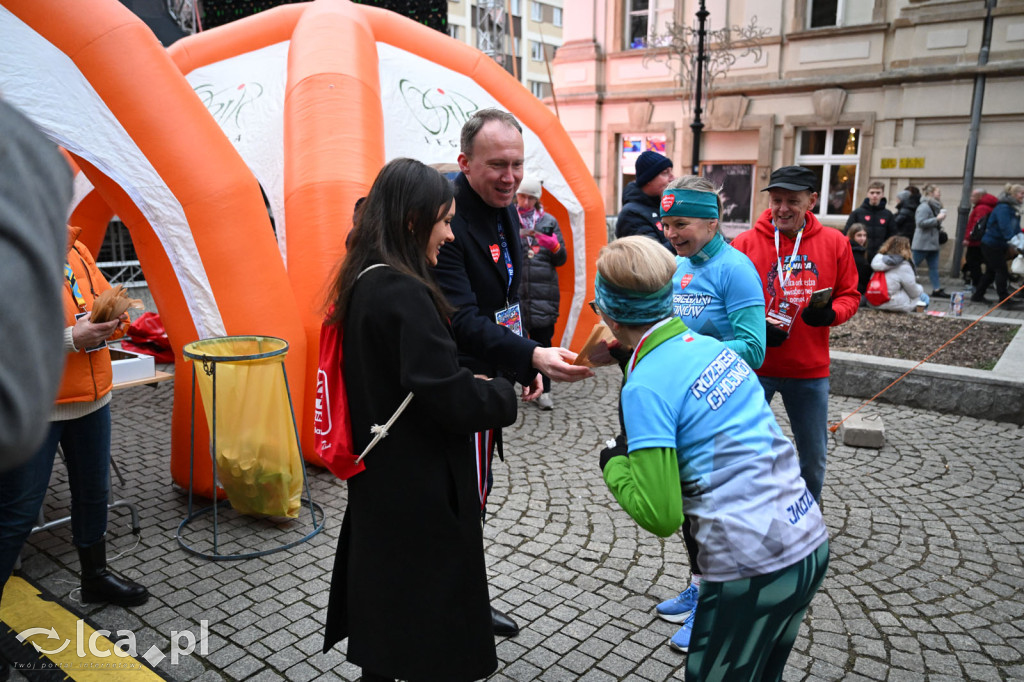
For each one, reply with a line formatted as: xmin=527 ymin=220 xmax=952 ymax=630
xmin=594 ymin=272 xmax=673 ymax=325
xmin=660 ymin=188 xmax=719 ymax=220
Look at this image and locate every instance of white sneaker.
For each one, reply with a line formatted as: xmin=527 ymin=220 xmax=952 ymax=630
xmin=537 ymin=393 xmax=554 ymax=410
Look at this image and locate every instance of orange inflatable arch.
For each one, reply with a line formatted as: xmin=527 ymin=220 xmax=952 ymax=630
xmin=0 ymin=0 xmax=605 ymax=497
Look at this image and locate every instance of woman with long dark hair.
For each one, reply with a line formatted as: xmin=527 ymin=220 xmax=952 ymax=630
xmin=320 ymin=158 xmax=517 ymax=682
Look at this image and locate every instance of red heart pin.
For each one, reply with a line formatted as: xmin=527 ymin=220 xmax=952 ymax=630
xmin=489 ymin=244 xmax=500 ymax=262
xmin=661 ymin=194 xmax=675 ymax=212
xmin=680 ymin=274 xmax=693 ymax=290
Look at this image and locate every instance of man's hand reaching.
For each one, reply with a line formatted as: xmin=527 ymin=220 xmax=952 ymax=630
xmin=532 ymin=346 xmax=594 ymax=382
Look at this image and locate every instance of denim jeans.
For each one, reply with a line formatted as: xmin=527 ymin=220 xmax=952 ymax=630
xmin=0 ymin=405 xmax=111 ymax=593
xmin=758 ymin=376 xmax=829 ymax=501
xmin=912 ymin=249 xmax=941 ymax=291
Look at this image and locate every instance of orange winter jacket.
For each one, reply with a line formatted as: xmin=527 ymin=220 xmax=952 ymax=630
xmin=58 ymin=225 xmax=126 ymax=404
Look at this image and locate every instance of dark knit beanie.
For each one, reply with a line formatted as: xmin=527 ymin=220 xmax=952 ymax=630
xmin=634 ymin=151 xmax=673 ymax=188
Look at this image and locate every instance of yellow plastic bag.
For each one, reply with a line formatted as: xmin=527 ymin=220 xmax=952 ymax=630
xmin=185 ymin=336 xmax=303 ymax=518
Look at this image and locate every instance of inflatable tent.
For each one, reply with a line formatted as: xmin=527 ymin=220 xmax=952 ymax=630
xmin=0 ymin=0 xmax=605 ymax=496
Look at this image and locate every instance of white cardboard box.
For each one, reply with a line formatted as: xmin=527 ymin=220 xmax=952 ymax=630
xmin=109 ymin=347 xmax=155 ymax=385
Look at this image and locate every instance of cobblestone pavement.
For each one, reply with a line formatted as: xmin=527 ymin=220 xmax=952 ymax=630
xmin=9 ymin=355 xmax=1024 ymax=681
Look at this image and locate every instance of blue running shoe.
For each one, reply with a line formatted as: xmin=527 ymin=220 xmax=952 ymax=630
xmin=655 ymin=583 xmax=699 ymax=623
xmin=668 ymin=607 xmax=697 ymax=653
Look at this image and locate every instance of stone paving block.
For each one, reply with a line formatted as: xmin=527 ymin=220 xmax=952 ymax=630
xmin=841 ymin=411 xmax=886 ymax=448
xmin=283 ymin=661 xmax=324 ymax=682
xmin=223 ymin=655 xmax=265 ymax=679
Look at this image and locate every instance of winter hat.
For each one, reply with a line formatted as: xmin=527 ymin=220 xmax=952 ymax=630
xmin=634 ymin=151 xmax=673 ymax=188
xmin=517 ymin=176 xmax=542 ymax=199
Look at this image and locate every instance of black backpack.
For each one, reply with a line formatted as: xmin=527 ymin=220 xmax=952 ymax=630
xmin=968 ymin=213 xmax=990 ymax=242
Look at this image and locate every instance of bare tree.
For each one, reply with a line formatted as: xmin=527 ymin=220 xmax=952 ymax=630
xmin=643 ymin=15 xmax=769 ymax=117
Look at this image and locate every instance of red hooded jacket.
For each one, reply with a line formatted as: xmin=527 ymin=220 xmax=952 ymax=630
xmin=732 ymin=209 xmax=860 ymax=379
xmin=965 ymin=193 xmax=998 ymax=247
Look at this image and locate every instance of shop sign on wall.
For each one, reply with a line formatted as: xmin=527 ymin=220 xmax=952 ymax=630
xmin=880 ymin=157 xmax=925 ymax=169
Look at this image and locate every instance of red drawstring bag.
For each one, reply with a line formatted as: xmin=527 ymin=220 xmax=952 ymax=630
xmin=122 ymin=311 xmax=175 ymax=363
xmin=865 ymin=271 xmax=890 ymax=306
xmin=314 ymin=318 xmax=366 ymax=480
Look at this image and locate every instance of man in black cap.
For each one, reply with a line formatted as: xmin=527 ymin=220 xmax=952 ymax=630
xmin=732 ymin=165 xmax=860 ymax=504
xmin=615 ymin=150 xmax=675 ymax=252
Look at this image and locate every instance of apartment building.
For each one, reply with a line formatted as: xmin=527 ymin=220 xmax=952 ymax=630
xmin=447 ymin=0 xmax=564 ymax=99
xmin=551 ymin=0 xmax=1024 ymax=249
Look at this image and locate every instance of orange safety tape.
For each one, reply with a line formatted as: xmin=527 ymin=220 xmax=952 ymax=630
xmin=828 ymin=282 xmax=1024 ymax=433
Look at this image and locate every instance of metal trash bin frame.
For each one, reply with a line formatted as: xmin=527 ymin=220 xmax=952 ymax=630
xmin=177 ymin=336 xmax=325 ymax=560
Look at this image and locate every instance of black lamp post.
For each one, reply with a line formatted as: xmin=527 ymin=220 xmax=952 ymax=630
xmin=690 ymin=0 xmax=708 ymax=175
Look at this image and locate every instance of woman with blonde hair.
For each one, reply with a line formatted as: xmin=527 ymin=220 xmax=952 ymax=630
xmin=912 ymin=183 xmax=949 ymax=298
xmin=596 ymin=235 xmax=828 ymax=681
xmin=647 ymin=174 xmax=765 ymax=651
xmin=869 ymin=236 xmax=926 ymax=313
xmin=975 ymin=182 xmax=1024 ymax=308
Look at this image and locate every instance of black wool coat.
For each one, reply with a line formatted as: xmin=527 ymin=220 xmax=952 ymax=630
xmin=519 ymin=211 xmax=567 ymax=330
xmin=434 ymin=173 xmax=540 ymax=385
xmin=322 ymin=266 xmax=518 ymax=681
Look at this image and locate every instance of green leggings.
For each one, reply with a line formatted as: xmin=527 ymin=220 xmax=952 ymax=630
xmin=685 ymin=540 xmax=829 ymax=682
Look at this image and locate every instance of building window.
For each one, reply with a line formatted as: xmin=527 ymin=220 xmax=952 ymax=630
xmin=530 ymin=40 xmax=544 ymax=61
xmin=531 ymin=1 xmax=543 ymax=21
xmin=529 ymin=80 xmax=548 ymax=98
xmin=626 ymin=0 xmax=669 ymax=49
xmin=552 ymin=6 xmax=562 ymax=27
xmin=448 ymin=24 xmax=462 ymax=41
xmin=509 ymin=0 xmax=521 ymax=16
xmin=808 ymin=0 xmax=872 ymax=29
xmin=795 ymin=127 xmax=860 ymax=216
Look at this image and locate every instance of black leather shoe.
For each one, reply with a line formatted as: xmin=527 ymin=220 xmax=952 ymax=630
xmin=491 ymin=606 xmax=519 ymax=637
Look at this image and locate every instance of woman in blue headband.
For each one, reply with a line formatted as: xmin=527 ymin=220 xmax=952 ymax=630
xmin=650 ymin=175 xmax=767 ymax=651
xmin=595 ymin=236 xmax=828 ymax=682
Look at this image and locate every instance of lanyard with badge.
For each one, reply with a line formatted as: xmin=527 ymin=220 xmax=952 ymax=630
xmin=65 ymin=261 xmax=107 ymax=352
xmin=766 ymin=224 xmax=804 ymax=334
xmin=493 ymin=216 xmax=523 ymax=336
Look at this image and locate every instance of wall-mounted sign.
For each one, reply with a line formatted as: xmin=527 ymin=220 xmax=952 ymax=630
xmin=880 ymin=157 xmax=925 ymax=169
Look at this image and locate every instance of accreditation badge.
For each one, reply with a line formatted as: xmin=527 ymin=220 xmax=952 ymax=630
xmin=765 ymin=298 xmax=801 ymax=334
xmin=495 ymin=303 xmax=523 ymax=337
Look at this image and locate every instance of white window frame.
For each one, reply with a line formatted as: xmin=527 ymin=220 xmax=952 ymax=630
xmin=808 ymin=0 xmax=840 ymax=28
xmin=531 ymin=2 xmax=543 ymax=22
xmin=626 ymin=0 xmax=651 ymax=49
xmin=552 ymin=6 xmax=562 ymax=27
xmin=625 ymin=0 xmax=669 ymax=50
xmin=807 ymin=0 xmax=869 ymax=29
xmin=448 ymin=24 xmax=462 ymax=41
xmin=795 ymin=127 xmax=861 ymax=218
xmin=530 ymin=40 xmax=544 ymax=61
xmin=530 ymin=80 xmax=545 ymax=98
xmin=509 ymin=0 xmax=521 ymax=17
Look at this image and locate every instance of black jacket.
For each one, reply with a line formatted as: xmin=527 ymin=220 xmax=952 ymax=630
xmin=519 ymin=211 xmax=567 ymax=330
xmin=614 ymin=182 xmax=675 ymax=252
xmin=844 ymin=197 xmax=895 ymax=260
xmin=893 ymin=193 xmax=920 ymax=240
xmin=323 ymin=267 xmax=517 ymax=679
xmin=433 ymin=173 xmax=540 ymax=385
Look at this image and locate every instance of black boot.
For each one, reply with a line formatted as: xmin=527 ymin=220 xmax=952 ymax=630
xmin=78 ymin=539 xmax=148 ymax=606
xmin=491 ymin=605 xmax=519 ymax=637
